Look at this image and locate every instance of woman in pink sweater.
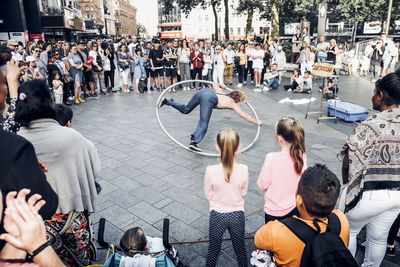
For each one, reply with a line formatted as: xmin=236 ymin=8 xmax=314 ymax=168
xmin=204 ymin=128 xmax=249 ymax=267
xmin=257 ymin=117 xmax=307 ymax=224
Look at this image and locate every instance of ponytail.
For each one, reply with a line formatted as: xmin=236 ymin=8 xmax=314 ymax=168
xmin=276 ymin=117 xmax=306 ymax=175
xmin=217 ymin=128 xmax=240 ymax=182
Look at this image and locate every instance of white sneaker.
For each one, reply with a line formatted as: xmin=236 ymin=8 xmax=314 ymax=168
xmin=263 ymin=87 xmax=272 ymax=92
xmin=237 ymin=83 xmax=242 ymax=88
xmin=253 ymin=88 xmax=262 ymax=93
xmin=251 ymin=81 xmax=254 ymax=85
xmin=244 ymin=81 xmax=247 ymax=85
xmin=183 ymin=87 xmax=187 ymax=91
xmin=287 ymin=89 xmax=292 ymax=92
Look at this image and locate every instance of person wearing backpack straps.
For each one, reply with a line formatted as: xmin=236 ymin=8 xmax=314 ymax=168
xmin=254 ymin=164 xmax=357 ymax=267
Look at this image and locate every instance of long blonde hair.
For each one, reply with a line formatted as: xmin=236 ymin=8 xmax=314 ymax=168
xmin=217 ymin=128 xmax=240 ymax=182
xmin=276 ymin=117 xmax=306 ymax=175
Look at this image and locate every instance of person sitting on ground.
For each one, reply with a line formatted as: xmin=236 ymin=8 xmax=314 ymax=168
xmin=54 ymin=104 xmax=73 ymax=127
xmin=293 ymin=71 xmax=312 ymax=94
xmin=15 ymin=80 xmax=101 ymax=266
xmin=254 ymin=63 xmax=280 ymax=92
xmin=319 ymin=74 xmax=339 ymax=100
xmin=158 ymin=83 xmax=261 ymax=152
xmin=254 ymin=164 xmax=351 ymax=267
xmin=257 ymin=117 xmax=307 ymax=224
xmin=119 ymin=227 xmax=174 ymax=266
xmin=204 ymin=128 xmax=248 ymax=267
xmin=284 ymin=69 xmax=302 ymax=92
xmin=0 ymin=189 xmax=65 ymax=267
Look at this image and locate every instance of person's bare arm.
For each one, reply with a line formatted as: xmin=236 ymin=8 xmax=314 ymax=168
xmin=231 ymin=101 xmax=261 ymax=125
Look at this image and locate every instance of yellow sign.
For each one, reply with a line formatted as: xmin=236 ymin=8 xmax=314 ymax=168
xmin=312 ymin=63 xmax=334 ymax=77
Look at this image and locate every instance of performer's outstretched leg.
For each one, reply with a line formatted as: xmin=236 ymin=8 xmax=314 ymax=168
xmin=190 ymin=91 xmax=218 ymax=150
xmin=159 ymin=90 xmax=205 ymax=114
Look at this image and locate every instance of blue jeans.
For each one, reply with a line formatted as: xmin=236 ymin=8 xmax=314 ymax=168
xmin=165 ymin=89 xmax=218 ymax=144
xmin=318 ymin=55 xmax=327 ymax=63
xmin=319 ymin=85 xmax=338 ymax=93
xmin=262 ymin=77 xmax=279 ymax=90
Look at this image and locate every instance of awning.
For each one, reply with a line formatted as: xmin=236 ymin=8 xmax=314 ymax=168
xmin=157 ymin=23 xmax=182 ymax=27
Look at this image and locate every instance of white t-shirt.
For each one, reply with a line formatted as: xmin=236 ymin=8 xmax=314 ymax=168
xmin=253 ymin=49 xmax=264 ymax=69
xmin=247 ymin=48 xmax=256 ymax=61
xmin=303 ymin=76 xmax=312 ymax=88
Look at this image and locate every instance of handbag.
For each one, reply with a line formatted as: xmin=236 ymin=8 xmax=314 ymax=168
xmin=87 ymin=56 xmax=94 ymax=65
xmin=117 ymin=61 xmax=129 ymax=71
xmin=63 ymin=74 xmax=73 ymax=83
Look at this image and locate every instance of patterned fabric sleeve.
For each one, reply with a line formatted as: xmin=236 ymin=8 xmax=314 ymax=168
xmin=2 ymin=98 xmax=20 ymax=133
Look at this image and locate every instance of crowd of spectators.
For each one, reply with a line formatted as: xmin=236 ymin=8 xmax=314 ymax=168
xmin=0 ymin=32 xmax=399 ymax=267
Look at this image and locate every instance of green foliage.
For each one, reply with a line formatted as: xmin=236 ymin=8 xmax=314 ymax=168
xmin=137 ymin=23 xmax=148 ymax=36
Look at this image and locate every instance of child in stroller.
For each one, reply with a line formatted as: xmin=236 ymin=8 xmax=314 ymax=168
xmin=98 ymin=218 xmax=183 ymax=267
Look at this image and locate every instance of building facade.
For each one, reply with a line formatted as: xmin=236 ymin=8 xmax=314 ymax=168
xmin=77 ymin=0 xmax=105 ymax=34
xmin=115 ymin=0 xmax=137 ymax=36
xmin=157 ymin=0 xmax=269 ymax=41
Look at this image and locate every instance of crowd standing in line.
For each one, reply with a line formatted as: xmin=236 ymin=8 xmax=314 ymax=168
xmin=0 ymin=32 xmax=399 ymax=267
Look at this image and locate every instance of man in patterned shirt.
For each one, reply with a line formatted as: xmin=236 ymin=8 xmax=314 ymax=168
xmin=163 ymin=40 xmax=178 ymax=91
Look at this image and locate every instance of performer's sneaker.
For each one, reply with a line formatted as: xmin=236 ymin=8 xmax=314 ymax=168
xmin=158 ymin=98 xmax=168 ymax=108
xmin=189 ymin=142 xmax=202 ymax=152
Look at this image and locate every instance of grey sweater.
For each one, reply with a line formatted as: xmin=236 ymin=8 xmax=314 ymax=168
xmin=19 ymin=119 xmax=101 ymax=214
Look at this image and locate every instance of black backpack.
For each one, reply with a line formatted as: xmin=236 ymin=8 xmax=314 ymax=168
xmin=281 ymin=213 xmax=357 ymax=267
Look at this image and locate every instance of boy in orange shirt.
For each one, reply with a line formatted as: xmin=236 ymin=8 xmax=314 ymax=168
xmin=254 ymin=164 xmax=350 ymax=267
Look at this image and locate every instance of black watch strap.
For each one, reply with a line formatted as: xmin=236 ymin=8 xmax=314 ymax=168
xmin=26 ymin=241 xmax=51 ymax=261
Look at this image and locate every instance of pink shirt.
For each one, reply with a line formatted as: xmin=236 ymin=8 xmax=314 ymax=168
xmin=204 ymin=163 xmax=249 ymax=213
xmin=257 ymin=151 xmax=307 ymax=216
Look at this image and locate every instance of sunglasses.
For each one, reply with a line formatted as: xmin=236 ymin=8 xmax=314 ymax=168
xmin=34 ymin=50 xmax=40 ymax=52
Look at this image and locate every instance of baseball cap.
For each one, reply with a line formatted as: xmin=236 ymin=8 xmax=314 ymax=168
xmin=0 ymin=44 xmax=12 ymax=54
xmin=26 ymin=56 xmax=36 ymax=62
xmin=7 ymin=39 xmax=18 ymax=46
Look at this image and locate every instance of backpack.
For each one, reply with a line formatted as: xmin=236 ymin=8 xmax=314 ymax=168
xmin=281 ymin=213 xmax=357 ymax=267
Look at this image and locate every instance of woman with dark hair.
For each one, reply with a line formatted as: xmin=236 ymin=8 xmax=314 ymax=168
xmin=117 ymin=44 xmax=131 ymax=93
xmin=235 ymin=43 xmax=247 ymax=88
xmin=102 ymin=42 xmax=116 ymax=93
xmin=341 ymin=70 xmax=400 ymax=267
xmin=15 ymin=80 xmax=101 ymax=266
xmin=67 ymin=45 xmax=84 ymax=104
xmin=178 ymin=39 xmax=191 ymax=90
xmin=261 ymin=43 xmax=271 ymax=83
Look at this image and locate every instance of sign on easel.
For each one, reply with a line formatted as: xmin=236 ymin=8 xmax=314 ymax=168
xmin=312 ymin=63 xmax=334 ymax=77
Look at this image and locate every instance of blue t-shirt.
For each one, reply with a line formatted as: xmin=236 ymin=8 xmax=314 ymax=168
xmin=317 ymin=42 xmax=329 ymax=58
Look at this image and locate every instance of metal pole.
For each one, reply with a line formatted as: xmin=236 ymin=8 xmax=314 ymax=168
xmin=351 ymin=0 xmax=358 ymax=46
xmin=385 ymin=0 xmax=393 ymax=34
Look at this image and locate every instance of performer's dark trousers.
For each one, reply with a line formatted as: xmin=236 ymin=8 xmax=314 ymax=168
xmin=165 ymin=89 xmax=218 ymax=144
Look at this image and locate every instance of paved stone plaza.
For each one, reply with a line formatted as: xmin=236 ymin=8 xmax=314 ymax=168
xmin=71 ymin=75 xmax=399 ymax=266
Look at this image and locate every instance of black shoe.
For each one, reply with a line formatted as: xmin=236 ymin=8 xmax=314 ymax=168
xmin=150 ymin=86 xmax=154 ymax=91
xmin=100 ymin=91 xmax=106 ymax=95
xmin=83 ymin=93 xmax=90 ymax=98
xmin=158 ymin=98 xmax=167 ymax=108
xmin=189 ymin=141 xmax=202 ymax=152
xmin=387 ymin=245 xmax=395 ymax=257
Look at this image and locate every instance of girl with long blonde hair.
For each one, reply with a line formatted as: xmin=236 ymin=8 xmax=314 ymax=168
xmin=257 ymin=116 xmax=307 ymax=224
xmin=204 ymin=128 xmax=248 ymax=267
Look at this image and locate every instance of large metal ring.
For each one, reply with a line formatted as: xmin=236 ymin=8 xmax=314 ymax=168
xmin=155 ymin=80 xmax=261 ymax=157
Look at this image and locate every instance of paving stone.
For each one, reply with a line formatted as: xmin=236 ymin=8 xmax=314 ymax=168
xmin=140 ymin=164 xmax=170 ymax=178
xmin=161 ymin=201 xmax=202 ymax=224
xmin=97 ymin=179 xmax=118 ymax=195
xmin=128 ymin=202 xmax=168 ymax=225
xmin=168 ymin=219 xmax=204 ymax=242
xmin=153 ymin=197 xmax=174 ymax=209
xmin=107 ymin=189 xmax=141 ymax=209
xmin=129 ymin=186 xmax=167 ymax=205
xmin=109 ymin=175 xmax=140 ymax=191
xmin=114 ymin=164 xmax=144 ymax=178
xmin=98 ymin=205 xmax=138 ymax=229
xmin=99 ymin=167 xmax=121 ymax=181
xmin=101 ymin=157 xmax=125 ymax=169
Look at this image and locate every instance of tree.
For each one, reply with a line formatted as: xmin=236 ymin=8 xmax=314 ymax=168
xmin=223 ymin=0 xmax=229 ymax=40
xmin=159 ymin=0 xmax=222 ymax=41
xmin=236 ymin=0 xmax=265 ymax=39
xmin=137 ymin=23 xmax=148 ymax=36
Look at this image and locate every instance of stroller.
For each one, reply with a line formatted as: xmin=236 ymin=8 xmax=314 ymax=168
xmin=93 ymin=218 xmax=183 ymax=267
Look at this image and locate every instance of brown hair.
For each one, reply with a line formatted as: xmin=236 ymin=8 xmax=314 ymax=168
xmin=276 ymin=117 xmax=306 ymax=174
xmin=217 ymin=128 xmax=240 ymax=182
xmin=120 ymin=227 xmax=148 ymax=256
xmin=227 ymin=90 xmax=247 ymax=103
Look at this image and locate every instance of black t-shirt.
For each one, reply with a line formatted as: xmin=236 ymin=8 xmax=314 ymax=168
xmin=149 ymin=48 xmax=164 ymax=68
